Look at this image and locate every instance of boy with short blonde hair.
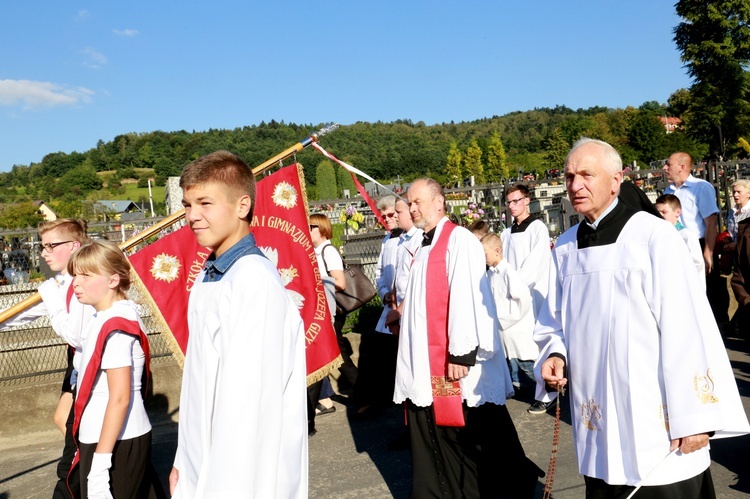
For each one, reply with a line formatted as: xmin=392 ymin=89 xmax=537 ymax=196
xmin=480 ymin=233 xmax=534 ymax=395
xmin=170 ymin=151 xmax=308 ymax=498
xmin=1 ymin=218 xmax=92 ymax=499
xmin=656 ymin=194 xmax=706 ymax=289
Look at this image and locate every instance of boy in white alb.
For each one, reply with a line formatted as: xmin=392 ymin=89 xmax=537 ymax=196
xmin=656 ymin=194 xmax=706 ymax=291
xmin=1 ymin=219 xmax=93 ymax=499
xmin=170 ymin=151 xmax=308 ymax=498
xmin=481 ymin=233 xmax=533 ymax=339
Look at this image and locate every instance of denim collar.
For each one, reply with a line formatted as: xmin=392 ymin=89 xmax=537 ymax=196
xmin=203 ymin=233 xmax=264 ymax=282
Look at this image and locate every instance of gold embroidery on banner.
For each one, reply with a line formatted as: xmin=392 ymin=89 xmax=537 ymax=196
xmin=150 ymin=253 xmax=181 ymax=283
xmin=431 ymin=376 xmax=461 ymax=397
xmin=272 ymin=181 xmax=298 ymax=209
xmin=694 ymin=369 xmax=719 ymax=404
xmin=659 ymin=404 xmax=670 ymax=431
xmin=580 ymin=399 xmax=602 ymax=431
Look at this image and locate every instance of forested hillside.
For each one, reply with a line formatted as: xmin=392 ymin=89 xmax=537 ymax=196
xmin=0 ymin=100 xmax=728 ymax=222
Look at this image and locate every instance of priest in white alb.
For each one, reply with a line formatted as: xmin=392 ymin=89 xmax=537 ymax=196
xmin=394 ymin=177 xmax=542 ymax=498
xmin=535 ymin=138 xmax=750 ymax=498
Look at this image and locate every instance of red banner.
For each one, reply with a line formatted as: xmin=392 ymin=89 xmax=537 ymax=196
xmin=129 ymin=163 xmax=340 ymax=381
xmin=128 ymin=226 xmax=209 ymax=355
xmin=250 ymin=164 xmax=340 ymax=380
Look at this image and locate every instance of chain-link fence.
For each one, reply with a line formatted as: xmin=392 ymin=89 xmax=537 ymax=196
xmin=0 ymin=217 xmax=182 ymax=386
xmin=0 ymin=282 xmax=177 ymax=385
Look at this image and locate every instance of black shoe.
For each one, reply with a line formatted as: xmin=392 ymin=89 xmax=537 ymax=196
xmin=316 ymin=403 xmax=336 ymax=415
xmin=527 ymin=400 xmax=554 ymax=415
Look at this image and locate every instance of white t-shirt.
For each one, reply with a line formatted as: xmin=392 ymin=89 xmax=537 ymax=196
xmin=77 ymin=300 xmax=151 ymax=444
xmin=315 ymin=241 xmax=344 ymax=318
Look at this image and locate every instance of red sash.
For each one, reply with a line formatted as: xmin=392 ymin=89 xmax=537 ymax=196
xmin=65 ymin=282 xmax=74 ymax=312
xmin=426 ymin=221 xmax=465 ymax=427
xmin=68 ymin=317 xmax=151 ymax=492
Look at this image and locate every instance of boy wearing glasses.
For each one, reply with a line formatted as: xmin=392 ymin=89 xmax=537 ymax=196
xmin=500 ymin=184 xmax=553 ymax=414
xmin=1 ymin=218 xmax=92 ymax=498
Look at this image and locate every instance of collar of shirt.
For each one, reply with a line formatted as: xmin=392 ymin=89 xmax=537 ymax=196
xmin=511 ymin=215 xmax=534 ymax=234
xmin=735 ymin=203 xmax=750 ymax=216
xmin=670 ymin=174 xmax=700 ymax=192
xmin=585 ymin=198 xmax=619 ymax=230
xmin=203 ymin=233 xmax=259 ymax=282
xmin=421 ymin=226 xmax=437 ymax=247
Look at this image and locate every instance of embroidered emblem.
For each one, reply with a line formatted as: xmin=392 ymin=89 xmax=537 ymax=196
xmin=659 ymin=404 xmax=670 ymax=431
xmin=150 ymin=253 xmax=181 ymax=283
xmin=272 ymin=181 xmax=298 ymax=209
xmin=431 ymin=376 xmax=462 ymax=397
xmin=259 ymin=246 xmax=305 ymax=309
xmin=694 ymin=369 xmax=719 ymax=404
xmin=580 ymin=399 xmax=602 ymax=431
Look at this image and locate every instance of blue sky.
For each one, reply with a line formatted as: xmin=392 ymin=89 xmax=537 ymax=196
xmin=0 ymin=1 xmax=691 ymax=172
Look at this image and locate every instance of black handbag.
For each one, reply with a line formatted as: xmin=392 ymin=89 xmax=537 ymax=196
xmin=322 ymin=244 xmax=377 ymax=313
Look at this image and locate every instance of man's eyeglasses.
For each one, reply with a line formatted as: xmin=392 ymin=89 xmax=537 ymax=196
xmin=40 ymin=241 xmax=73 ymax=252
xmin=507 ymin=197 xmax=527 ymax=206
xmin=383 ymin=212 xmax=397 ymax=218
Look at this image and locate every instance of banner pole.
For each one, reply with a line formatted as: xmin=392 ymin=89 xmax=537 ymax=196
xmin=0 ymin=123 xmax=340 ymax=322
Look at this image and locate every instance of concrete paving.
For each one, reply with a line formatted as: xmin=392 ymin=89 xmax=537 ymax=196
xmin=1 ymin=333 xmax=749 ymax=498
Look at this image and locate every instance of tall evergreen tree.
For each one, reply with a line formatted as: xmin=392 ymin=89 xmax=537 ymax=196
xmin=316 ymin=160 xmax=338 ymax=200
xmin=485 ymin=132 xmax=508 ymax=183
xmin=674 ymin=0 xmax=750 ymax=159
xmin=335 ymin=165 xmax=356 ymax=198
xmin=463 ymin=140 xmax=485 ymax=185
xmin=543 ymin=128 xmax=570 ymax=171
xmin=445 ymin=142 xmax=463 ymax=187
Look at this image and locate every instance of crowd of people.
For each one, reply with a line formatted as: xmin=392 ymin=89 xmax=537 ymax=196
xmin=3 ymin=140 xmax=750 ymax=498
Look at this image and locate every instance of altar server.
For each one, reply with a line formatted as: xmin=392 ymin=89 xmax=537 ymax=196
xmin=536 ymin=138 xmax=749 ymax=497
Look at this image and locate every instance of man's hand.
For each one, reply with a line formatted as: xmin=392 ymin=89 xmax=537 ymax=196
xmin=540 ymin=357 xmax=567 ymax=391
xmin=703 ymin=247 xmax=713 ymax=274
xmin=670 ymin=433 xmax=710 ymax=454
xmin=383 ymin=292 xmax=395 ymax=306
xmin=447 ymin=363 xmax=469 ymax=382
xmin=385 ymin=309 xmax=401 ymax=335
xmin=169 ymin=467 xmax=179 ymax=495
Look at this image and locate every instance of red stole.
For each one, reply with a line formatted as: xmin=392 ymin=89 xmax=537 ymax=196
xmin=65 ymin=282 xmax=74 ymax=312
xmin=68 ymin=317 xmax=151 ymax=487
xmin=426 ymin=221 xmax=465 ymax=427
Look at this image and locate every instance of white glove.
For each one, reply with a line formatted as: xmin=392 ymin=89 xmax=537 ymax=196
xmin=37 ymin=278 xmax=66 ymax=315
xmin=87 ymin=452 xmax=113 ymax=499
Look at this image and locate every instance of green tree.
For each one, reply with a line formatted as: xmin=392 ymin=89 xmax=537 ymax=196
xmin=445 ymin=142 xmax=463 ymax=187
xmin=59 ymin=165 xmax=103 ymax=193
xmin=0 ymin=202 xmax=44 ymax=229
xmin=336 ymin=165 xmax=356 ymax=198
xmin=316 ymin=160 xmax=337 ymax=200
xmin=463 ymin=140 xmax=484 ymax=185
xmin=543 ymin=128 xmax=570 ymax=171
xmin=628 ymin=111 xmax=666 ymax=165
xmin=485 ymin=132 xmax=508 ymax=183
xmin=674 ymin=0 xmax=750 ymax=158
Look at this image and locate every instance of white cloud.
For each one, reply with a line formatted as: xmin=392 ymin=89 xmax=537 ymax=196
xmin=113 ymin=28 xmax=139 ymax=37
xmin=82 ymin=47 xmax=108 ymax=68
xmin=76 ymin=10 xmax=90 ymax=21
xmin=0 ymin=80 xmax=94 ymax=110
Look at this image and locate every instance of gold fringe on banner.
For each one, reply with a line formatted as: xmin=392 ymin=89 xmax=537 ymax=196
xmin=128 ymin=268 xmax=185 ymax=368
xmin=306 ymin=354 xmax=344 ymax=386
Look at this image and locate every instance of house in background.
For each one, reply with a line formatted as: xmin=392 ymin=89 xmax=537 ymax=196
xmin=33 ymin=201 xmax=58 ymax=222
xmin=93 ymin=200 xmax=144 ymax=221
xmin=659 ymin=116 xmax=682 ymax=134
